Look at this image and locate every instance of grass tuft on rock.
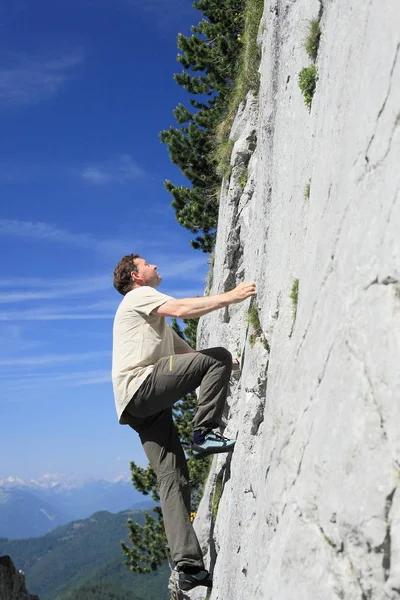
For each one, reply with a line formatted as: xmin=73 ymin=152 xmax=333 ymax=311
xmin=212 ymin=473 xmax=224 ymax=521
xmin=298 ymin=65 xmax=318 ymax=110
xmin=239 ymin=168 xmax=249 ymax=188
xmin=304 ymin=19 xmax=321 ymax=61
xmin=216 ymin=0 xmax=264 ymax=144
xmin=248 ymin=300 xmax=270 ymax=351
xmin=215 ymin=139 xmax=235 ymax=179
xmin=304 ymin=178 xmax=311 ymax=199
xmin=290 ymin=278 xmax=299 ymax=322
xmin=248 ymin=303 xmax=262 ymax=346
xmin=262 ymin=338 xmax=270 ymax=352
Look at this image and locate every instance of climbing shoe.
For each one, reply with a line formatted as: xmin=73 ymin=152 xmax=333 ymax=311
xmin=175 ymin=567 xmax=213 ymax=591
xmin=191 ymin=430 xmax=236 ymax=460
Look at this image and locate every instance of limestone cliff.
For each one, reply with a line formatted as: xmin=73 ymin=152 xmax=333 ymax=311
xmin=0 ymin=556 xmax=39 ymax=600
xmin=190 ymin=0 xmax=400 ymax=598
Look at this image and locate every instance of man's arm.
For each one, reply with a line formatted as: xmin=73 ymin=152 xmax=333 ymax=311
xmin=152 ymin=282 xmax=256 ymax=319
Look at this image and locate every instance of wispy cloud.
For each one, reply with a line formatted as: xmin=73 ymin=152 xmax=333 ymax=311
xmin=0 ymin=218 xmax=166 ymax=256
xmin=0 ymin=370 xmax=111 ymax=397
xmin=0 ymin=311 xmax=111 ymax=321
xmin=0 ymin=53 xmax=84 ymax=107
xmin=0 ymin=275 xmax=108 ymax=290
xmin=81 ymin=154 xmax=144 ymax=185
xmin=0 ymin=351 xmax=109 ymax=367
xmin=0 ymin=276 xmax=111 ymax=304
xmin=0 ymin=219 xmax=99 ymax=247
xmin=0 ymin=155 xmax=144 ymax=187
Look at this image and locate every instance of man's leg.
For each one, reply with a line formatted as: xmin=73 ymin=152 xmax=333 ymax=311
xmin=124 ymin=408 xmax=204 ymax=570
xmin=122 ymin=347 xmax=232 ymax=571
xmin=126 ymin=347 xmax=232 ymax=431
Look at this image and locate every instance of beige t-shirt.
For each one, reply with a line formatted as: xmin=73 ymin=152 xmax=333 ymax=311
xmin=112 ymin=286 xmax=191 ymax=423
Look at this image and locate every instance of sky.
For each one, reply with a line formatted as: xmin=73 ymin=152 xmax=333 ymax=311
xmin=0 ymin=0 xmax=211 ymax=481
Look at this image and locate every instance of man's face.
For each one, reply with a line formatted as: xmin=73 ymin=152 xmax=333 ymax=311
xmin=132 ymin=258 xmax=161 ymax=288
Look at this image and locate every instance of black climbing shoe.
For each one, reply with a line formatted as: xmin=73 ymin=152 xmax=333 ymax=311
xmin=191 ymin=430 xmax=236 ymax=460
xmin=175 ymin=567 xmax=213 ymax=591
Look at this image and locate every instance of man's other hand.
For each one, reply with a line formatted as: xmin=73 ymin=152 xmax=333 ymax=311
xmin=232 ymin=358 xmax=241 ymax=371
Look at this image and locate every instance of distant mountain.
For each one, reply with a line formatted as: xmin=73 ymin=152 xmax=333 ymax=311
xmin=0 ymin=509 xmax=169 ymax=600
xmin=0 ymin=488 xmax=70 ymax=539
xmin=0 ymin=474 xmax=153 ymax=536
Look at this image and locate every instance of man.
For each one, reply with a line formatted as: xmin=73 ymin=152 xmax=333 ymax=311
xmin=112 ymin=254 xmax=256 ymax=591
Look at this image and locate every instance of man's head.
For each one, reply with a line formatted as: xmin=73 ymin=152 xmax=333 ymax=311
xmin=113 ymin=254 xmax=161 ymax=295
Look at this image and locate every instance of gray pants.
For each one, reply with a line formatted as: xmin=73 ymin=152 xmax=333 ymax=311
xmin=122 ymin=347 xmax=232 ymax=569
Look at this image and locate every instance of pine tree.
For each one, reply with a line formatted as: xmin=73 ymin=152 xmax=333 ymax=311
xmin=121 ymin=318 xmax=211 ymax=574
xmin=160 ymin=0 xmax=245 ymax=253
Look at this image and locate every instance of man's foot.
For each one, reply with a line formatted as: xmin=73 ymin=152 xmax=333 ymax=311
xmin=191 ymin=430 xmax=236 ymax=460
xmin=175 ymin=567 xmax=212 ymax=591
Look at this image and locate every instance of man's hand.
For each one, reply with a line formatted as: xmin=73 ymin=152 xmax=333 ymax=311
xmin=232 ymin=358 xmax=241 ymax=372
xmin=227 ymin=282 xmax=256 ymax=305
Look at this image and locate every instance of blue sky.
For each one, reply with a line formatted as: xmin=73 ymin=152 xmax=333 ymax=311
xmin=0 ymin=0 xmax=210 ymax=480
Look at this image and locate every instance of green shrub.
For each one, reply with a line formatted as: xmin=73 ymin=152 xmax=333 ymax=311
xmin=304 ymin=19 xmax=321 ymax=61
xmin=298 ymin=65 xmax=318 ymax=110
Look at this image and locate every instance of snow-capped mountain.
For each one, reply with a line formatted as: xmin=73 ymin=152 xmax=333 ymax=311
xmin=0 ymin=472 xmax=131 ymax=491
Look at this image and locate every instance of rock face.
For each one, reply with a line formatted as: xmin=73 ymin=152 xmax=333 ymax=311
xmin=190 ymin=0 xmax=400 ymax=599
xmin=0 ymin=556 xmax=39 ymax=600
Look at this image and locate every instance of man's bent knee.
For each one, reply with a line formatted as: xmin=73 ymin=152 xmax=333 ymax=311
xmin=213 ymin=346 xmax=232 ymax=364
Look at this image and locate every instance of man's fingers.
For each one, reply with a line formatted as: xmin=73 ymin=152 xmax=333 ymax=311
xmin=246 ymin=283 xmax=256 ymax=295
xmin=232 ymin=281 xmax=256 ymax=303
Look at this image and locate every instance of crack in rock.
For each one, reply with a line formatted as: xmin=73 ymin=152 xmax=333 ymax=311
xmin=233 ymin=130 xmax=257 ymax=167
xmin=347 ymin=556 xmax=372 ymax=600
xmin=237 ymin=182 xmax=255 ymax=220
xmin=345 ymin=341 xmax=389 ymax=444
xmin=374 ymin=487 xmax=396 ymax=582
xmin=365 ymin=43 xmax=400 ymax=164
xmin=364 ymin=275 xmax=400 ymax=290
xmin=250 ymin=398 xmax=266 ymax=435
xmin=318 ymin=523 xmax=344 ymax=554
xmin=244 ymin=484 xmax=256 ymax=499
xmin=301 ymin=341 xmax=335 ymax=418
xmin=296 ymin=199 xmax=352 ymax=359
xmin=245 ymin=368 xmax=268 ymax=436
xmin=318 ymin=0 xmax=324 ymax=22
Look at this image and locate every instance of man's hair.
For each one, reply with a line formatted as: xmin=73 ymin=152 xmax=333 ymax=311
xmin=113 ymin=254 xmax=141 ymax=295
